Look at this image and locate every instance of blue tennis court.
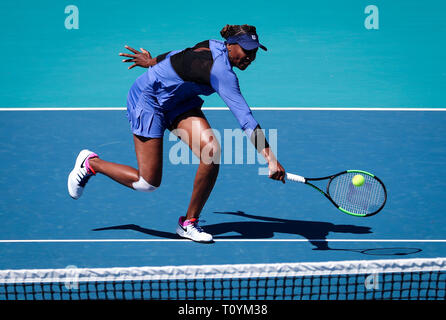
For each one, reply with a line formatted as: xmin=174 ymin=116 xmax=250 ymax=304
xmin=0 ymin=109 xmax=445 ymax=270
xmin=0 ymin=0 xmax=445 ymax=301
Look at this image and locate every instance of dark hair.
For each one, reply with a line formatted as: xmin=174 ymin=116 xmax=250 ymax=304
xmin=220 ymin=24 xmax=257 ymax=39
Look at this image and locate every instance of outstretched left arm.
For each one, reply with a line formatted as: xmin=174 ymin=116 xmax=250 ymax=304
xmin=119 ymin=45 xmax=157 ymax=69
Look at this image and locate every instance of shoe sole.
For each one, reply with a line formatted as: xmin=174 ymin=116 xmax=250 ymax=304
xmin=67 ymin=149 xmax=93 ymax=200
xmin=67 ymin=170 xmax=80 ymax=199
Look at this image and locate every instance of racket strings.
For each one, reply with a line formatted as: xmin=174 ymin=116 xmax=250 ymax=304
xmin=329 ymin=173 xmax=385 ymax=215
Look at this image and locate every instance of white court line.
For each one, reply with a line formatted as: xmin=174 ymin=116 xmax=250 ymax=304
xmin=0 ymin=107 xmax=446 ymax=111
xmin=0 ymin=239 xmax=445 ymax=243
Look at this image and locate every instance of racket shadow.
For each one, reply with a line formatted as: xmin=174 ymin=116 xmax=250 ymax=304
xmin=327 ymin=247 xmax=423 ymax=256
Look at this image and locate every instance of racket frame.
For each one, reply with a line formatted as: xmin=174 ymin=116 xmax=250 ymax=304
xmin=286 ymin=170 xmax=387 ymax=217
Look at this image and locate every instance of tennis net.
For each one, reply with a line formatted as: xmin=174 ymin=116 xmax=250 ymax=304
xmin=0 ymin=258 xmax=445 ymax=300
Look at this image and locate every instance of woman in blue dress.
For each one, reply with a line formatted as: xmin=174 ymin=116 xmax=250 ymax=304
xmin=68 ymin=24 xmax=286 ymax=242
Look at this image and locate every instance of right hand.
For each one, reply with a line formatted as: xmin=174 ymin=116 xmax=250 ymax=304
xmin=119 ymin=45 xmax=156 ymax=69
xmin=268 ymin=159 xmax=286 ymax=184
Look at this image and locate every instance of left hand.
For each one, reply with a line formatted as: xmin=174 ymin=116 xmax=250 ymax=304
xmin=119 ymin=45 xmax=156 ymax=69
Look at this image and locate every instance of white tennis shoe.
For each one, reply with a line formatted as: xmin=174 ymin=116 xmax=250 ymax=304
xmin=67 ymin=149 xmax=98 ymax=199
xmin=176 ymin=217 xmax=213 ymax=243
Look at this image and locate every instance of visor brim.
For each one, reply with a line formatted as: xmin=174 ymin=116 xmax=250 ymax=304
xmin=238 ymin=41 xmax=268 ymax=51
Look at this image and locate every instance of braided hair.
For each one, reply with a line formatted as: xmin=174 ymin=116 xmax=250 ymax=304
xmin=220 ymin=24 xmax=258 ymax=39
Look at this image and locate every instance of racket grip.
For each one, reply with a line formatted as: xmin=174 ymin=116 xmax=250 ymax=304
xmin=286 ymin=173 xmax=306 ymax=183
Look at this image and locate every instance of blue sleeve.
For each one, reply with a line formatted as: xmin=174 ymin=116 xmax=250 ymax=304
xmin=210 ymin=60 xmax=258 ymax=136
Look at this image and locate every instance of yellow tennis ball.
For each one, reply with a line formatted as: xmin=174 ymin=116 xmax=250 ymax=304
xmin=352 ymin=174 xmax=365 ymax=187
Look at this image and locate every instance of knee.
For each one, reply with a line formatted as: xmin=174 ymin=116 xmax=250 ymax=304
xmin=201 ymin=139 xmax=221 ymax=167
xmin=132 ymin=176 xmax=159 ymax=193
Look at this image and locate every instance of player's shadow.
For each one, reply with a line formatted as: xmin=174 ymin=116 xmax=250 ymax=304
xmin=93 ymin=210 xmax=371 ymax=250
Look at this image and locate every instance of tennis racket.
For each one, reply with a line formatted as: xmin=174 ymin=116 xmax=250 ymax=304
xmin=286 ymin=170 xmax=387 ymax=217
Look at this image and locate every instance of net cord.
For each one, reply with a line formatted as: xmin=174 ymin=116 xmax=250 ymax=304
xmin=1 ymin=258 xmax=445 ymax=284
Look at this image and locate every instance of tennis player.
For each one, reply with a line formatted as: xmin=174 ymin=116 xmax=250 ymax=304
xmin=68 ymin=24 xmax=286 ymax=242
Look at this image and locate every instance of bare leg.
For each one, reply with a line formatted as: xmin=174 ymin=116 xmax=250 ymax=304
xmin=172 ymin=109 xmax=220 ymax=220
xmin=88 ymin=135 xmax=163 ymax=188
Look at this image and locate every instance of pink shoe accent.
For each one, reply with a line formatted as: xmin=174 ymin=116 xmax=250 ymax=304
xmin=85 ymin=153 xmax=98 ymax=175
xmin=179 ymin=216 xmax=197 ymax=227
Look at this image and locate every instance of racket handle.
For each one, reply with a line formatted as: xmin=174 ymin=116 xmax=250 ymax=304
xmin=286 ymin=173 xmax=306 ymax=183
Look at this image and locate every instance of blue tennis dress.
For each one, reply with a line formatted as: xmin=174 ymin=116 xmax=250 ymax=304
xmin=126 ymin=39 xmax=259 ymax=138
